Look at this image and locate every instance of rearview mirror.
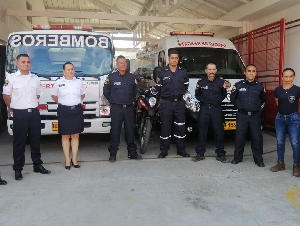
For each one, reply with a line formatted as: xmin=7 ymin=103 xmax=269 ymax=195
xmin=153 ymin=66 xmax=162 ymax=82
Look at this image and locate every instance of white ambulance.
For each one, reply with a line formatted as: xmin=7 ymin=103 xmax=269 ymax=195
xmin=152 ymin=31 xmax=246 ymax=132
xmin=5 ymin=25 xmax=113 ymax=135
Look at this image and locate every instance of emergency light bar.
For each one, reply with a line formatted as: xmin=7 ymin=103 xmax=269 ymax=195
xmin=170 ymin=31 xmax=214 ymax=37
xmin=32 ymin=25 xmax=93 ymax=31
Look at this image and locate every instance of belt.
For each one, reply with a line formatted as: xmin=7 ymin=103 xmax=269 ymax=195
xmin=238 ymin=109 xmax=260 ymax=115
xmin=200 ymin=103 xmax=220 ymax=108
xmin=162 ymin=97 xmax=182 ymax=102
xmin=112 ymin=103 xmax=134 ymax=108
xmin=59 ymin=103 xmax=81 ymax=109
xmin=12 ymin=108 xmax=36 ymax=112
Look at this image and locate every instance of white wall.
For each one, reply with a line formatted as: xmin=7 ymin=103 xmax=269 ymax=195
xmin=0 ymin=0 xmax=48 ymax=44
xmin=251 ymin=3 xmax=300 ymax=86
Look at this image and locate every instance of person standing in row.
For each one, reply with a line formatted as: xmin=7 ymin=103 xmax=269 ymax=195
xmin=155 ymin=49 xmax=190 ymax=158
xmin=51 ymin=62 xmax=85 ymax=169
xmin=192 ymin=63 xmax=229 ymax=163
xmin=230 ymin=64 xmax=266 ymax=167
xmin=103 ymin=55 xmax=142 ymax=162
xmin=2 ymin=53 xmax=51 ymax=180
xmin=271 ymin=68 xmax=300 ymax=177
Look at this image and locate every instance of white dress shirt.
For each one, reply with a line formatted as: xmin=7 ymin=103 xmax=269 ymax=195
xmin=2 ymin=70 xmax=42 ymax=109
xmin=51 ymin=76 xmax=86 ymax=106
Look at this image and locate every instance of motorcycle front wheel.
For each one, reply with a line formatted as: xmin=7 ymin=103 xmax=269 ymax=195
xmin=139 ymin=118 xmax=152 ymax=154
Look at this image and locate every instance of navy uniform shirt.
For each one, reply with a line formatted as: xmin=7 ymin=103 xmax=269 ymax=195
xmin=155 ymin=65 xmax=189 ymax=98
xmin=275 ymin=85 xmax=300 ymax=115
xmin=230 ymin=79 xmax=266 ymax=111
xmin=195 ymin=77 xmax=227 ymax=104
xmin=103 ymin=70 xmax=137 ymax=105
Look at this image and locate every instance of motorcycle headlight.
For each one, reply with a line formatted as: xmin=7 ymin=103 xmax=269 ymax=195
xmin=149 ymin=97 xmax=156 ymax=107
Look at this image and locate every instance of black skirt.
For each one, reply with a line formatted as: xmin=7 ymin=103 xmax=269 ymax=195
xmin=57 ymin=104 xmax=84 ymax=135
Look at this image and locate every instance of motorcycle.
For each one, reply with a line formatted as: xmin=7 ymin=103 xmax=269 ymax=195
xmin=135 ymin=86 xmax=160 ymax=154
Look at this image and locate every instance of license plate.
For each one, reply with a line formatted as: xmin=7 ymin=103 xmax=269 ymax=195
xmin=52 ymin=122 xmax=58 ymax=131
xmin=224 ymin=121 xmax=236 ymax=130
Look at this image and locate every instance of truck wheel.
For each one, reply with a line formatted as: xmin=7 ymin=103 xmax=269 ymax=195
xmin=139 ymin=118 xmax=152 ymax=154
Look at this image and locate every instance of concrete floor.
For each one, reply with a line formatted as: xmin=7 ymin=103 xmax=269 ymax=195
xmin=0 ymin=129 xmax=299 ymax=226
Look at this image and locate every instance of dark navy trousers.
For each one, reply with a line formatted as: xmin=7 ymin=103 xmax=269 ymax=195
xmin=108 ymin=105 xmax=137 ymax=154
xmin=234 ymin=111 xmax=263 ymax=162
xmin=159 ymin=99 xmax=186 ymax=154
xmin=12 ymin=108 xmax=43 ymax=171
xmin=195 ymin=105 xmax=225 ymax=156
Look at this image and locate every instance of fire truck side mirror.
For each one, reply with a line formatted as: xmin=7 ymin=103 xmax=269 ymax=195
xmin=126 ymin=59 xmax=130 ymax=73
xmin=153 ymin=66 xmax=162 ymax=82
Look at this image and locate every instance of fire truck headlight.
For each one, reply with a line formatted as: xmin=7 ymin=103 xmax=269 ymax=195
xmin=99 ymin=95 xmax=110 ymax=116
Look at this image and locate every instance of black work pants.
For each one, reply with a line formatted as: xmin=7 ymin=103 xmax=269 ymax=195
xmin=234 ymin=111 xmax=263 ymax=162
xmin=159 ymin=99 xmax=186 ymax=154
xmin=12 ymin=108 xmax=42 ymax=171
xmin=108 ymin=105 xmax=137 ymax=154
xmin=195 ymin=105 xmax=225 ymax=156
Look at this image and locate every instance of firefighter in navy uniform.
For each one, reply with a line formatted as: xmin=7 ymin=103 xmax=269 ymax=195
xmin=192 ymin=63 xmax=230 ymax=163
xmin=2 ymin=54 xmax=51 ymax=180
xmin=156 ymin=49 xmax=190 ymax=158
xmin=230 ymin=64 xmax=266 ymax=167
xmin=103 ymin=55 xmax=142 ymax=162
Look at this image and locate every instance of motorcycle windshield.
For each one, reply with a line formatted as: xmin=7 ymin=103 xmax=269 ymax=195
xmin=6 ymin=34 xmax=113 ymax=77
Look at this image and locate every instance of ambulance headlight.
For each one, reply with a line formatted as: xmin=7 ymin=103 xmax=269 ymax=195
xmin=99 ymin=95 xmax=110 ymax=116
xmin=149 ymin=97 xmax=156 ymax=107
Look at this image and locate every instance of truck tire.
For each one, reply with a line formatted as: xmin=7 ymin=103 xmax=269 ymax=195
xmin=139 ymin=118 xmax=152 ymax=154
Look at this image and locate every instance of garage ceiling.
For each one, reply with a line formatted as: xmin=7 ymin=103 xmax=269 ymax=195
xmin=43 ymin=0 xmax=253 ymax=38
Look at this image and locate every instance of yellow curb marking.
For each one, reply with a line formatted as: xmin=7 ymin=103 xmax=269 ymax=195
xmin=286 ymin=188 xmax=300 ymax=207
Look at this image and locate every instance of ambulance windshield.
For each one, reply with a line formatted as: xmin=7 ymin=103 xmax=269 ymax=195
xmin=6 ymin=34 xmax=114 ymax=77
xmin=172 ymin=47 xmax=245 ymax=79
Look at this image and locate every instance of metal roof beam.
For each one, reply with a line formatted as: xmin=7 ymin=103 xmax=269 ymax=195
xmin=197 ymin=0 xmax=227 ymax=14
xmin=6 ymin=9 xmax=244 ymax=27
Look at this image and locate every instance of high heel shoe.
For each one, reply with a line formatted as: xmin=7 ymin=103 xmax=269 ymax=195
xmin=71 ymin=159 xmax=80 ymax=168
xmin=65 ymin=164 xmax=71 ymax=170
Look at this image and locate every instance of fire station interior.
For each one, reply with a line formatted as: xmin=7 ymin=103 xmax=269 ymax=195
xmin=1 ymin=0 xmax=300 ymax=225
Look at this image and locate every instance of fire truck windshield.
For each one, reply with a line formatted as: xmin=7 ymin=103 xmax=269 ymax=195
xmin=172 ymin=47 xmax=245 ymax=79
xmin=6 ymin=34 xmax=114 ymax=77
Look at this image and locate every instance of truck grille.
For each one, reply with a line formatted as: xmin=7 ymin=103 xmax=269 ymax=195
xmin=221 ymin=103 xmax=237 ymax=121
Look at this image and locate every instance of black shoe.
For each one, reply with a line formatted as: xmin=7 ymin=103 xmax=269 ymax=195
xmin=216 ymin=155 xmax=228 ymax=163
xmin=231 ymin=159 xmax=242 ymax=164
xmin=158 ymin=153 xmax=168 ymax=158
xmin=15 ymin=170 xmax=23 ymax=180
xmin=177 ymin=151 xmax=190 ymax=157
xmin=128 ymin=152 xmax=142 ymax=160
xmin=192 ymin=154 xmax=205 ymax=162
xmin=109 ymin=154 xmax=116 ymax=162
xmin=33 ymin=165 xmax=51 ymax=174
xmin=65 ymin=164 xmax=71 ymax=170
xmin=0 ymin=178 xmax=7 ymax=185
xmin=71 ymin=159 xmax=80 ymax=168
xmin=256 ymin=162 xmax=265 ymax=167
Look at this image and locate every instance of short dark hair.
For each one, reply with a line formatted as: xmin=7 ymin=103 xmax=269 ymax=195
xmin=168 ymin=49 xmax=179 ymax=57
xmin=116 ymin=55 xmax=126 ymax=61
xmin=282 ymin=68 xmax=295 ymax=76
xmin=206 ymin=63 xmax=216 ymax=69
xmin=63 ymin=62 xmax=74 ymax=70
xmin=245 ymin=64 xmax=257 ymax=70
xmin=16 ymin=54 xmax=30 ymax=60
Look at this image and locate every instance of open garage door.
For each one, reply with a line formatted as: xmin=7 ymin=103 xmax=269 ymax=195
xmin=230 ymin=19 xmax=286 ymax=128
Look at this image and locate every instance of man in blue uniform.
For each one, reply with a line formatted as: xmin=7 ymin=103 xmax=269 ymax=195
xmin=156 ymin=49 xmax=190 ymax=158
xmin=2 ymin=54 xmax=51 ymax=180
xmin=230 ymin=64 xmax=266 ymax=167
xmin=103 ymin=55 xmax=142 ymax=162
xmin=192 ymin=63 xmax=229 ymax=163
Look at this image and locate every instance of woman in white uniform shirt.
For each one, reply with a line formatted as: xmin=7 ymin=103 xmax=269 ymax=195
xmin=51 ymin=62 xmax=86 ymax=169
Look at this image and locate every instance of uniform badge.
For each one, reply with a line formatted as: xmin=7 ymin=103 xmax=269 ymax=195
xmin=231 ymin=86 xmax=236 ymax=92
xmin=4 ymin=80 xmax=9 ymax=86
xmin=104 ymin=78 xmax=109 ymax=84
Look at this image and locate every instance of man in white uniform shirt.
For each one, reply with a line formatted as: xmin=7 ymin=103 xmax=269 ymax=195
xmin=2 ymin=54 xmax=51 ymax=181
